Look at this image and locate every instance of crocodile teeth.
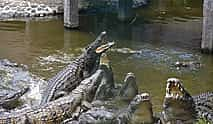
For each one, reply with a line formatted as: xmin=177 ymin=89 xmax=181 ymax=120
xmin=141 ymin=92 xmax=150 ymax=100
xmin=176 ymin=94 xmax=179 ymax=99
xmin=166 ymin=88 xmax=170 ymax=94
xmin=166 ymin=93 xmax=171 ymax=98
xmin=177 ymin=83 xmax=180 ymax=88
xmin=166 ymin=82 xmax=171 ymax=89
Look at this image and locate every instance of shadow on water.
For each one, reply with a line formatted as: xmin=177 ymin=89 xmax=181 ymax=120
xmin=0 ymin=0 xmax=212 ymax=123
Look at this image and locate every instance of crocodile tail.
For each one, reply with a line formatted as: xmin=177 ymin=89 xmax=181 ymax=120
xmin=196 ymin=107 xmax=213 ymax=123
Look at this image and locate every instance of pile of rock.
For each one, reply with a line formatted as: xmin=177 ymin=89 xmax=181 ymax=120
xmin=0 ymin=0 xmax=57 ymax=19
xmin=0 ymin=0 xmax=149 ymax=19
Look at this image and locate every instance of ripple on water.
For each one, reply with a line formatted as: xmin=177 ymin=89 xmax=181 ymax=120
xmin=38 ymin=51 xmax=75 ymax=65
xmin=111 ymin=44 xmax=202 ymax=72
xmin=34 ymin=50 xmax=75 ymax=77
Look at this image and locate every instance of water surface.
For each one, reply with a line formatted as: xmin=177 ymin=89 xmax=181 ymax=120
xmin=0 ymin=0 xmax=211 ymax=122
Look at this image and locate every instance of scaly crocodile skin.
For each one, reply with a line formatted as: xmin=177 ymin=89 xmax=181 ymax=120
xmin=40 ymin=31 xmax=113 ymax=105
xmin=0 ymin=70 xmax=104 ymax=124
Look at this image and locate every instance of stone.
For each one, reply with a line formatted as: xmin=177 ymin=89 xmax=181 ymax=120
xmin=26 ymin=7 xmax=31 ymax=11
xmin=31 ymin=3 xmax=38 ymax=8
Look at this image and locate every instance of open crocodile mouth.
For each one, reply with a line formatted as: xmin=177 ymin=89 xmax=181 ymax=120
xmin=165 ymin=78 xmax=185 ymax=99
xmin=137 ymin=92 xmax=150 ymax=102
xmin=124 ymin=72 xmax=135 ymax=82
xmin=95 ymin=42 xmax=115 ymax=53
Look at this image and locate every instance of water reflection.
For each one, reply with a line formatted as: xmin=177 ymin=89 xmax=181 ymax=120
xmin=80 ymin=14 xmax=202 ymax=51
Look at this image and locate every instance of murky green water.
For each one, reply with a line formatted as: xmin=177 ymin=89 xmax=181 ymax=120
xmin=0 ymin=0 xmax=212 ymax=122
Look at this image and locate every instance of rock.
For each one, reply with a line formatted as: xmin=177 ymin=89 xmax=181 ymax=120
xmin=0 ymin=0 xmax=57 ymax=19
xmin=30 ymin=3 xmax=38 ymax=8
xmin=3 ymin=6 xmax=10 ymax=10
xmin=0 ymin=0 xmax=148 ymax=19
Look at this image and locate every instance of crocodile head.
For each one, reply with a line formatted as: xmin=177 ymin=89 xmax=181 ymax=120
xmin=83 ymin=31 xmax=114 ymax=76
xmin=114 ymin=93 xmax=153 ymax=124
xmin=162 ymin=78 xmax=196 ymax=123
xmin=85 ymin=70 xmax=105 ymax=102
xmin=119 ymin=72 xmax=138 ymax=101
xmin=129 ymin=92 xmax=154 ymax=123
xmin=94 ymin=53 xmax=115 ymax=100
xmin=0 ymin=87 xmax=29 ymax=110
xmin=129 ymin=93 xmax=151 ymax=112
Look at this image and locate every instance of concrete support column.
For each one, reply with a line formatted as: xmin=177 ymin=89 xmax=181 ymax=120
xmin=201 ymin=0 xmax=213 ymax=53
xmin=64 ymin=0 xmax=79 ymax=28
xmin=118 ymin=0 xmax=134 ymax=21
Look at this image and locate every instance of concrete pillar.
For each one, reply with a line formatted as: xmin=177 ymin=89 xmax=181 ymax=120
xmin=118 ymin=0 xmax=134 ymax=21
xmin=158 ymin=0 xmax=167 ymax=13
xmin=201 ymin=0 xmax=213 ymax=53
xmin=64 ymin=0 xmax=79 ymax=28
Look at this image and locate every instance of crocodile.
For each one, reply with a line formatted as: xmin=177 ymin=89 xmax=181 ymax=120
xmin=193 ymin=92 xmax=213 ymax=123
xmin=118 ymin=72 xmax=138 ymax=101
xmin=94 ymin=53 xmax=138 ymax=101
xmin=160 ymin=78 xmax=213 ymax=124
xmin=66 ymin=77 xmax=213 ymax=124
xmin=126 ymin=78 xmax=213 ymax=124
xmin=0 ymin=87 xmax=29 ymax=110
xmin=93 ymin=53 xmax=115 ymax=100
xmin=64 ymin=92 xmax=151 ymax=124
xmin=0 ymin=87 xmax=29 ymax=114
xmin=62 ymin=54 xmax=141 ymax=124
xmin=174 ymin=61 xmax=202 ymax=70
xmin=0 ymin=58 xmax=46 ymax=107
xmin=0 ymin=69 xmax=104 ymax=124
xmin=40 ymin=31 xmax=114 ymax=105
